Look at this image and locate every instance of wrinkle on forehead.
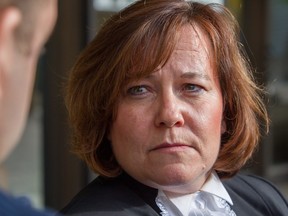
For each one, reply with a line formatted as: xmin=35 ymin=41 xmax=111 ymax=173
xmin=175 ymin=24 xmax=211 ymax=56
xmin=126 ymin=23 xmax=215 ymax=82
xmin=171 ymin=24 xmax=216 ymax=78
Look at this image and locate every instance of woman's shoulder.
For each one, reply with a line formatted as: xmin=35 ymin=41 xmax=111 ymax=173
xmin=60 ymin=176 xmax=133 ymax=215
xmin=224 ymin=174 xmax=287 ymax=199
xmin=223 ymin=174 xmax=288 ymax=215
xmin=60 ymin=175 xmax=159 ymax=215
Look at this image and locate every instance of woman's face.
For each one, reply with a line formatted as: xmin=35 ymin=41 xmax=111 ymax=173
xmin=109 ymin=24 xmax=224 ymax=194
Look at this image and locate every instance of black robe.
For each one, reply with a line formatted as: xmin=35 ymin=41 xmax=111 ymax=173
xmin=60 ymin=173 xmax=288 ymax=216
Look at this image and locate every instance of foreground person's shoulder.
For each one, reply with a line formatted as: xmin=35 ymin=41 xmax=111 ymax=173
xmin=0 ymin=190 xmax=57 ymax=216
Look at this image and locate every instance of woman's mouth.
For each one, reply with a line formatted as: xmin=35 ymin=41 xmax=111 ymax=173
xmin=151 ymin=143 xmax=193 ymax=152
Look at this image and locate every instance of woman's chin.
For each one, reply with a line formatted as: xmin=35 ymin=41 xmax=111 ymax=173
xmin=145 ymin=168 xmax=208 ymax=193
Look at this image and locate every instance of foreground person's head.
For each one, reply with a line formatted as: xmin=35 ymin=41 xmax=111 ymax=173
xmin=0 ymin=0 xmax=57 ymax=162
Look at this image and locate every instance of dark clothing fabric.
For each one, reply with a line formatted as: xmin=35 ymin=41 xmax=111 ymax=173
xmin=60 ymin=174 xmax=288 ymax=216
xmin=61 ymin=174 xmax=160 ymax=216
xmin=0 ymin=190 xmax=57 ymax=216
xmin=223 ymin=175 xmax=288 ymax=216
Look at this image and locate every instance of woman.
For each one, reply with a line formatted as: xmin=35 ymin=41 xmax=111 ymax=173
xmin=61 ymin=0 xmax=288 ymax=215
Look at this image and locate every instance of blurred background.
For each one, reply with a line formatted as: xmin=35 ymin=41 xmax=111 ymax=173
xmin=1 ymin=0 xmax=288 ymax=211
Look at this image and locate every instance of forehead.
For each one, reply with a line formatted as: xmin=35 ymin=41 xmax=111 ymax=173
xmin=175 ymin=24 xmax=211 ymax=54
xmin=125 ymin=23 xmax=214 ymax=82
xmin=171 ymin=24 xmax=215 ymax=72
xmin=158 ymin=24 xmax=217 ymax=81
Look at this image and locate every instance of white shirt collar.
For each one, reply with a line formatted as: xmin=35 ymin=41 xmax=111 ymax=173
xmin=200 ymin=171 xmax=233 ymax=205
xmin=158 ymin=171 xmax=233 ymax=205
xmin=156 ymin=172 xmax=234 ymax=216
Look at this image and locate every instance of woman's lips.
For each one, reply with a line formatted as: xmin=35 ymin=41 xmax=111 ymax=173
xmin=150 ymin=143 xmax=192 ymax=152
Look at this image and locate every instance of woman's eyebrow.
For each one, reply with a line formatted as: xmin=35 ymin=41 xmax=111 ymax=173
xmin=136 ymin=71 xmax=211 ymax=82
xmin=180 ymin=71 xmax=211 ymax=81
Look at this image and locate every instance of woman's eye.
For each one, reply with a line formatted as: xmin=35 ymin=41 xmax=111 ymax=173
xmin=183 ymin=84 xmax=203 ymax=93
xmin=127 ymin=85 xmax=149 ymax=96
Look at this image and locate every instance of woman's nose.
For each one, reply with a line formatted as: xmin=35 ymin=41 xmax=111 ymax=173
xmin=154 ymin=93 xmax=185 ymax=128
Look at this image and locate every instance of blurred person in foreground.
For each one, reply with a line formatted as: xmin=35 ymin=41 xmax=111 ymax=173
xmin=0 ymin=0 xmax=58 ymax=215
xmin=61 ymin=0 xmax=288 ymax=215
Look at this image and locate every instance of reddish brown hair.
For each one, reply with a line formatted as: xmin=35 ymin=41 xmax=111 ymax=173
xmin=65 ymin=0 xmax=269 ymax=178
